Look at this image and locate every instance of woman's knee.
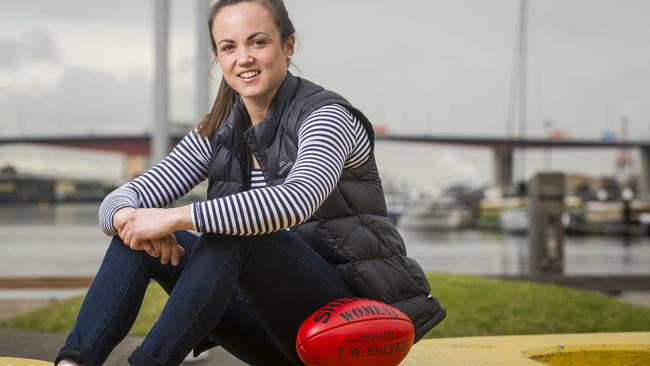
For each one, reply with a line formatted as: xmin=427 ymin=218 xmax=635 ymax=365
xmin=105 ymin=235 xmax=154 ymax=272
xmin=108 ymin=235 xmax=144 ymax=255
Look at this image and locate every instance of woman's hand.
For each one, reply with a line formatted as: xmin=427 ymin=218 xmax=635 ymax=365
xmin=120 ymin=208 xmax=174 ymax=247
xmin=119 ymin=206 xmax=193 ymax=249
xmin=114 ymin=207 xmax=156 ymax=255
xmin=114 ymin=208 xmax=186 ymax=265
xmin=146 ymin=234 xmax=186 ymax=266
xmin=113 ymin=207 xmax=135 ymax=232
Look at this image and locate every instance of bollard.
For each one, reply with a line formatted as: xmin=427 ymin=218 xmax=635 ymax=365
xmin=528 ymin=172 xmax=565 ymax=276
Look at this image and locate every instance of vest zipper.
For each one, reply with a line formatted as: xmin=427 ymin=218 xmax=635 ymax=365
xmin=243 ymin=130 xmax=270 ymax=184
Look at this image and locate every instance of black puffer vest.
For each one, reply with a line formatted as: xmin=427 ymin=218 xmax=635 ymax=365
xmin=194 ymin=72 xmax=445 ymax=355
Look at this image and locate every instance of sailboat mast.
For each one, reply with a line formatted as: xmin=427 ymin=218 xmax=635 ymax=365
xmin=514 ymin=0 xmax=528 ymax=184
xmin=518 ymin=0 xmax=528 ymax=142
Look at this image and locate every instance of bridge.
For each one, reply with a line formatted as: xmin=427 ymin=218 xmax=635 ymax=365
xmin=3 ymin=133 xmax=650 ymax=199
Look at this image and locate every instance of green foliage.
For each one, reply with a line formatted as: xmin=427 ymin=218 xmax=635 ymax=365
xmin=2 ymin=274 xmax=650 ymax=338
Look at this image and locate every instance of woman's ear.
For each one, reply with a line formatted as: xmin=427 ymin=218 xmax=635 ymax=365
xmin=285 ymin=34 xmax=296 ymax=58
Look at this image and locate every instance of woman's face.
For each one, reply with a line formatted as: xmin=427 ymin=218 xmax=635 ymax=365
xmin=212 ymin=1 xmax=294 ymax=108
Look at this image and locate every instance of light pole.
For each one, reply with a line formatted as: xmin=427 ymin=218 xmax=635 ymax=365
xmin=197 ymin=0 xmax=212 ymax=120
xmin=153 ymin=0 xmax=170 ymax=166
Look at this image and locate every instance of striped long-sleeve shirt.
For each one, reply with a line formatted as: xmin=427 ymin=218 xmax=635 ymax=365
xmin=99 ymin=104 xmax=371 ymax=236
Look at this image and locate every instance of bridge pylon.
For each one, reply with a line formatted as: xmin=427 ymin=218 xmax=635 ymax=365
xmin=493 ymin=147 xmax=514 ymax=193
xmin=639 ymin=147 xmax=650 ymax=201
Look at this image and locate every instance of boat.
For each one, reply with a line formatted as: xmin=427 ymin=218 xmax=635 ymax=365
xmin=500 ymin=206 xmax=528 ymax=234
xmin=478 ymin=196 xmax=528 ymax=233
xmin=0 ymin=168 xmax=112 ymax=204
xmin=564 ymin=199 xmax=650 ymax=236
xmin=399 ymin=197 xmax=471 ymax=231
xmin=384 ymin=191 xmax=410 ymax=225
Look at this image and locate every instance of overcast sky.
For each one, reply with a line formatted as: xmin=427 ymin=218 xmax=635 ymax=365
xmin=1 ymin=0 xmax=649 ymax=187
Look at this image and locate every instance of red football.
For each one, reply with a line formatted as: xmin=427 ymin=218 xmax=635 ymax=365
xmin=296 ymin=297 xmax=415 ymax=366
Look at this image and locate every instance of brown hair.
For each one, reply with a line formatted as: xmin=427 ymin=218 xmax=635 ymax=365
xmin=196 ymin=0 xmax=296 ymax=137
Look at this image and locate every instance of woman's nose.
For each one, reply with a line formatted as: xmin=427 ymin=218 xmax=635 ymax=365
xmin=237 ymin=50 xmax=255 ymax=65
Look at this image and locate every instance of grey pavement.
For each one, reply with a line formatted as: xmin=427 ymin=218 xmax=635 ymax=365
xmin=0 ymin=290 xmax=248 ymax=365
xmin=0 ymin=300 xmax=54 ymax=321
xmin=0 ymin=298 xmax=246 ymax=366
xmin=0 ymin=327 xmax=246 ymax=366
xmin=617 ymin=291 xmax=650 ymax=308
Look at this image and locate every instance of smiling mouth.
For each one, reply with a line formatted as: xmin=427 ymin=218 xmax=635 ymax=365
xmin=238 ymin=70 xmax=261 ymax=79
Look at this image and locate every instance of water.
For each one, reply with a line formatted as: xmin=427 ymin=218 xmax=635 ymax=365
xmin=0 ymin=204 xmax=107 ymax=277
xmin=0 ymin=203 xmax=649 ymax=277
xmin=401 ymin=229 xmax=650 ymax=276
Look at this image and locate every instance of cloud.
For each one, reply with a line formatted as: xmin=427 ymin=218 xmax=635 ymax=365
xmin=0 ymin=0 xmax=150 ymax=25
xmin=1 ymin=66 xmax=151 ymax=136
xmin=23 ymin=30 xmax=58 ymax=62
xmin=0 ymin=39 xmax=20 ymax=67
xmin=0 ymin=29 xmax=58 ymax=68
xmin=436 ymin=150 xmax=482 ymax=185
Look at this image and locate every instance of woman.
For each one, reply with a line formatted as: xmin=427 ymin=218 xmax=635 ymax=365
xmin=55 ymin=0 xmax=445 ymax=365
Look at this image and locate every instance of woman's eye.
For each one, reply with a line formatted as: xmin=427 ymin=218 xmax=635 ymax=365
xmin=253 ymin=39 xmax=267 ymax=46
xmin=221 ymin=44 xmax=234 ymax=52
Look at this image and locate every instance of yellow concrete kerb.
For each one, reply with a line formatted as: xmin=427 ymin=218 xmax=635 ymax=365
xmin=401 ymin=332 xmax=650 ymax=365
xmin=1 ymin=333 xmax=649 ymax=366
xmin=0 ymin=358 xmax=52 ymax=366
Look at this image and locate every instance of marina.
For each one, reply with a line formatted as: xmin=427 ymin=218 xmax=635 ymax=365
xmin=1 ymin=203 xmax=648 ymax=278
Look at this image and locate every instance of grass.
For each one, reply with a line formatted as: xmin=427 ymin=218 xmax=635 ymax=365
xmin=0 ymin=284 xmax=167 ymax=336
xmin=1 ymin=273 xmax=649 ymax=338
xmin=424 ymin=273 xmax=650 ymax=338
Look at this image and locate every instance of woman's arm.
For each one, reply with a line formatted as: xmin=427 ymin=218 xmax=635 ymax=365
xmin=191 ymin=104 xmax=370 ymax=235
xmin=99 ymin=128 xmax=212 ymax=236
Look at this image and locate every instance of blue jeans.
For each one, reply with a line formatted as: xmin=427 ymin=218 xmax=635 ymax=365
xmin=54 ymin=230 xmax=354 ymax=366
